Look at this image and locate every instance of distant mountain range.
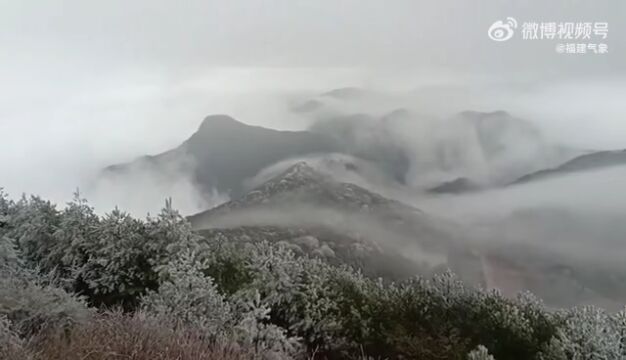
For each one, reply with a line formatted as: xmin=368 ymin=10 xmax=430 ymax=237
xmin=189 ymin=162 xmax=455 ymax=278
xmin=102 ymin=107 xmax=626 ymax=307
xmin=103 ymin=113 xmax=411 ymax=199
xmin=104 ymin=114 xmax=341 ymax=199
xmin=511 ymin=149 xmax=626 ymax=185
xmin=105 ymin=109 xmax=596 ymax=200
xmin=186 ymin=161 xmax=626 ymax=309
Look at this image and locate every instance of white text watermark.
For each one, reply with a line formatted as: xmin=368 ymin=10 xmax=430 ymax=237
xmin=488 ymin=18 xmax=609 ymax=55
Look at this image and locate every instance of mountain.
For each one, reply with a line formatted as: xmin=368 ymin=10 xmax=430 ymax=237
xmin=308 ymin=113 xmax=411 ymax=183
xmin=441 ymin=110 xmax=574 ymax=186
xmin=189 ymin=161 xmax=423 ymax=225
xmin=511 ymin=149 xmax=626 ymax=185
xmin=289 ymin=99 xmax=324 ymax=113
xmin=470 ymin=208 xmax=626 ymax=310
xmin=102 ymin=109 xmax=624 ymax=307
xmin=189 ymin=162 xmax=459 ymax=278
xmin=428 ymin=177 xmax=481 ymax=194
xmin=309 ymin=109 xmax=574 ymax=191
xmin=104 ymin=115 xmax=341 ymax=199
xmin=188 ymin=161 xmax=626 ymax=308
xmin=103 ymin=113 xmax=419 ymax=201
xmin=104 ymin=109 xmax=578 ymax=204
xmin=320 ymin=87 xmax=372 ymax=100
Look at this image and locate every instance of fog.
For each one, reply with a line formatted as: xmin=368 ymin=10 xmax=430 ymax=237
xmin=197 ymin=204 xmax=448 ymax=266
xmin=1 ymin=74 xmax=626 ymax=216
xmin=1 ymin=0 xmax=625 ymax=218
xmin=414 ymin=165 xmax=626 ymax=264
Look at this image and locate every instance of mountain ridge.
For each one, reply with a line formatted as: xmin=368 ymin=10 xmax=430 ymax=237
xmin=511 ymin=149 xmax=626 ymax=185
xmin=103 ymin=115 xmax=341 ymax=199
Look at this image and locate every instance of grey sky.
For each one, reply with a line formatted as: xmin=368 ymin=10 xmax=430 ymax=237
xmin=0 ymin=0 xmax=625 ymax=209
xmin=1 ymin=0 xmax=623 ymax=72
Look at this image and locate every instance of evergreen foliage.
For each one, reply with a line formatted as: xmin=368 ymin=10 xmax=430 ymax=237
xmin=2 ymin=189 xmax=626 ymax=359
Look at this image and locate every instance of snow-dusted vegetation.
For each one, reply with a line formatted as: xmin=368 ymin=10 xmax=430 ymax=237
xmin=2 ymin=188 xmax=626 ymax=360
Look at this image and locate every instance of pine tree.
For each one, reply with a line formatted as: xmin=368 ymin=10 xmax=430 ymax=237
xmin=0 ymin=234 xmax=19 ymax=269
xmin=0 ymin=188 xmax=12 ymax=235
xmin=234 ymin=290 xmax=302 ymax=359
xmin=142 ymin=250 xmax=233 ymax=337
xmin=10 ymin=195 xmax=61 ymax=270
xmin=467 ymin=345 xmax=495 ymax=360
xmin=50 ymin=190 xmax=99 ymax=276
xmin=0 ymin=190 xmax=24 ymax=270
xmin=80 ymin=207 xmax=151 ymax=306
xmin=541 ymin=306 xmax=622 ymax=360
xmin=145 ymin=198 xmax=205 ymax=266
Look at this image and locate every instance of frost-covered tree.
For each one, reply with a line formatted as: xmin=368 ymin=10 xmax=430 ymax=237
xmin=9 ymin=195 xmax=60 ymax=270
xmin=216 ymin=241 xmax=389 ymax=356
xmin=0 ymin=234 xmax=20 ymax=269
xmin=0 ymin=189 xmax=12 ymax=233
xmin=50 ymin=190 xmax=99 ymax=276
xmin=613 ymin=307 xmax=626 ymax=358
xmin=540 ymin=306 xmax=622 ymax=360
xmin=80 ymin=207 xmax=152 ymax=307
xmin=0 ymin=265 xmax=91 ymax=338
xmin=235 ymin=242 xmax=343 ymax=348
xmin=145 ymin=198 xmax=205 ymax=262
xmin=142 ymin=247 xmax=301 ymax=358
xmin=467 ymin=345 xmax=495 ymax=360
xmin=9 ymin=189 xmax=626 ymax=360
xmin=0 ymin=191 xmax=22 ymax=270
xmin=234 ymin=290 xmax=302 ymax=359
xmin=77 ymin=198 xmax=205 ymax=307
xmin=142 ymin=250 xmax=233 ymax=337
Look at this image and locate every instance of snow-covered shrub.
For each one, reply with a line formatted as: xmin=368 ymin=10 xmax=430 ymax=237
xmin=365 ymin=275 xmax=472 ymax=359
xmin=0 ymin=315 xmax=33 ymax=359
xmin=78 ymin=199 xmax=204 ymax=308
xmin=0 ymin=189 xmax=12 ymax=231
xmin=201 ymin=240 xmax=553 ymax=358
xmin=234 ymin=291 xmax=302 ymax=359
xmin=418 ymin=272 xmax=555 ymax=360
xmin=235 ymin=242 xmax=343 ymax=349
xmin=0 ymin=189 xmax=17 ymax=253
xmin=0 ymin=234 xmax=20 ymax=269
xmin=9 ymin=195 xmax=61 ymax=271
xmin=49 ymin=191 xmax=99 ymax=277
xmin=142 ymin=250 xmax=233 ymax=338
xmin=0 ymin=266 xmax=91 ymax=338
xmin=80 ymin=208 xmax=154 ymax=307
xmin=201 ymin=234 xmax=253 ymax=295
xmin=613 ymin=307 xmax=626 ymax=358
xmin=143 ymin=249 xmax=300 ymax=359
xmin=145 ymin=198 xmax=205 ymax=260
xmin=33 ymin=311 xmax=250 ymax=360
xmin=467 ymin=344 xmax=495 ymax=360
xmin=539 ymin=306 xmax=622 ymax=360
xmin=9 ymin=189 xmax=626 ymax=359
xmin=337 ymin=271 xmax=557 ymax=360
xmin=226 ymin=241 xmax=407 ymax=357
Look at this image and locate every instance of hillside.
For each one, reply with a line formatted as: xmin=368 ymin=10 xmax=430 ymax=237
xmin=104 ymin=115 xmax=341 ymax=198
xmin=512 ymin=149 xmax=626 ymax=185
xmin=189 ymin=162 xmax=456 ymax=278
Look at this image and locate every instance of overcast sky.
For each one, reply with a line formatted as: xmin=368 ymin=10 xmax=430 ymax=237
xmin=0 ymin=0 xmax=625 ymax=207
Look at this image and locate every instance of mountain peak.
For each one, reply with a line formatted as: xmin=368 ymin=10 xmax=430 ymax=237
xmin=277 ymin=161 xmax=324 ymax=181
xmin=320 ymin=87 xmax=367 ymax=100
xmin=187 ymin=158 xmax=419 ymax=230
xmin=186 ymin=114 xmax=256 ymax=148
xmin=196 ymin=114 xmax=248 ymax=133
xmin=457 ymin=110 xmax=512 ymax=119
